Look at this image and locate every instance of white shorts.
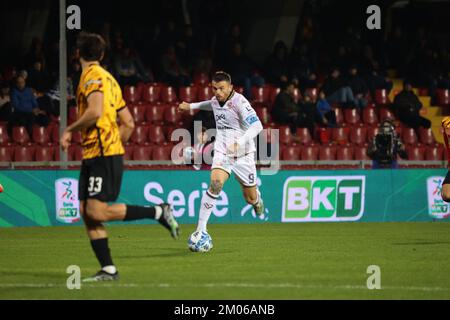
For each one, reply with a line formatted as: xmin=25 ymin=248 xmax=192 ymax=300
xmin=212 ymin=152 xmax=257 ymax=187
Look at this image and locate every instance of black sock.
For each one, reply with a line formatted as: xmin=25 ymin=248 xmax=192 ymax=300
xmin=90 ymin=238 xmax=114 ymax=269
xmin=124 ymin=205 xmax=157 ymax=221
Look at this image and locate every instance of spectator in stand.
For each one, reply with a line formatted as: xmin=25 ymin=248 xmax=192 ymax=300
xmin=0 ymin=83 xmax=12 ymax=122
xmin=393 ymin=81 xmax=431 ymax=130
xmin=364 ymin=62 xmax=393 ymax=100
xmin=9 ymin=76 xmax=48 ymax=135
xmin=297 ymin=94 xmax=318 ymax=136
xmin=24 ymin=37 xmax=46 ymax=70
xmin=161 ymin=45 xmax=191 ymax=87
xmin=70 ymin=60 xmax=82 ymax=92
xmin=114 ymin=46 xmax=150 ymax=86
xmin=321 ymin=68 xmax=356 ymax=108
xmin=264 ymin=41 xmax=290 ymax=85
xmin=316 ymin=91 xmax=337 ymax=128
xmin=27 ymin=61 xmax=51 ymax=94
xmin=347 ymin=66 xmax=368 ymax=109
xmin=226 ymin=42 xmax=264 ymax=99
xmin=271 ymin=81 xmax=300 ymax=134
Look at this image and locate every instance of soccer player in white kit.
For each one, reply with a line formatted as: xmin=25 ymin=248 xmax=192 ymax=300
xmin=178 ymin=71 xmax=265 ymax=241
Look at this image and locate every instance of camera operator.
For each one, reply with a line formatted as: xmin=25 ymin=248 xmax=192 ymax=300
xmin=367 ymin=120 xmax=408 ymax=169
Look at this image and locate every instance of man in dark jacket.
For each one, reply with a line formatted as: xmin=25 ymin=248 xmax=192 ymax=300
xmin=271 ymin=81 xmax=300 ymax=133
xmin=321 ymin=68 xmax=356 ymax=108
xmin=347 ymin=66 xmax=368 ymax=109
xmin=393 ymin=81 xmax=431 ymax=129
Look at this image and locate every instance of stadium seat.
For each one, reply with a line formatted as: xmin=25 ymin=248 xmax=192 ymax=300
xmin=331 ymin=127 xmax=349 ymax=145
xmin=379 ymin=108 xmax=395 ymax=121
xmin=317 ymin=127 xmax=331 ymax=144
xmin=375 ymin=89 xmax=390 ymax=106
xmin=334 ymin=108 xmax=344 ymax=125
xmin=301 ymin=145 xmax=319 ymax=160
xmin=362 ymin=107 xmax=379 ymax=126
xmin=255 ymin=106 xmax=270 ymax=125
xmin=31 ymin=126 xmax=50 ymax=145
xmin=281 ymin=146 xmax=300 ymax=160
xmin=269 ymin=87 xmax=281 ymax=104
xmin=142 ymin=84 xmax=161 ymax=103
xmin=179 ymin=86 xmax=198 ymax=102
xmin=50 ymin=124 xmax=60 ymax=144
xmin=68 ymin=145 xmax=83 ymax=161
xmin=130 ymin=125 xmax=149 ymax=145
xmin=0 ymin=125 xmax=10 ymax=145
xmin=14 ymin=145 xmax=35 ymax=162
xmin=337 ymin=145 xmax=354 ymax=160
xmin=68 ymin=107 xmax=78 ymax=124
xmin=366 ymin=126 xmax=380 ymax=142
xmin=152 ymin=145 xmax=171 ymax=160
xmin=419 ymin=127 xmax=436 ymax=145
xmin=304 ymin=88 xmax=318 ymax=101
xmin=292 ymin=88 xmax=301 ymax=103
xmin=234 ymin=86 xmax=244 ymax=95
xmin=251 ymin=86 xmax=271 ymax=103
xmin=123 ymin=86 xmax=141 ymax=103
xmin=129 ymin=105 xmax=147 ymax=125
xmin=193 ymin=73 xmax=210 ymax=86
xmin=425 ymin=145 xmax=444 ymax=161
xmin=12 ymin=126 xmax=30 ymax=145
xmin=160 ymin=86 xmax=178 ymax=103
xmin=123 ymin=144 xmax=134 ymax=161
xmin=402 ymin=127 xmax=418 ymax=145
xmin=406 ymin=146 xmax=425 ymax=161
xmin=0 ymin=146 xmax=13 ymax=162
xmin=71 ymin=131 xmax=82 ymax=144
xmin=279 ymin=126 xmax=292 ymax=145
xmin=145 ymin=104 xmax=166 ymax=124
xmin=350 ymin=126 xmax=367 ymax=145
xmin=319 ymin=145 xmax=336 ymax=160
xmin=344 ymin=108 xmax=361 ymax=125
xmin=132 ymin=145 xmax=152 ymax=160
xmin=436 ymin=89 xmax=449 ymax=107
xmin=354 ymin=146 xmax=370 ymax=160
xmin=197 ymin=86 xmax=214 ymax=101
xmin=164 ymin=105 xmax=182 ymax=124
xmin=295 ymin=128 xmax=312 ymax=145
xmin=148 ymin=125 xmax=166 ymax=144
xmin=35 ymin=146 xmax=54 ymax=162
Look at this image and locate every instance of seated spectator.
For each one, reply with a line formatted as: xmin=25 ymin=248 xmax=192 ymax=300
xmin=114 ymin=47 xmax=151 ymax=86
xmin=364 ymin=63 xmax=393 ymax=100
xmin=226 ymin=42 xmax=264 ymax=99
xmin=27 ymin=61 xmax=51 ymax=94
xmin=347 ymin=66 xmax=368 ymax=109
xmin=393 ymin=81 xmax=431 ymax=130
xmin=161 ymin=45 xmax=191 ymax=87
xmin=0 ymin=83 xmax=12 ymax=122
xmin=264 ymin=41 xmax=290 ymax=86
xmin=321 ymin=68 xmax=356 ymax=108
xmin=9 ymin=76 xmax=48 ymax=135
xmin=297 ymin=94 xmax=318 ymax=136
xmin=271 ymin=81 xmax=300 ymax=133
xmin=316 ymin=91 xmax=337 ymax=128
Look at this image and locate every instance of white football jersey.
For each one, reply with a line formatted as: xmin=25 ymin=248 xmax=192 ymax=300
xmin=199 ymin=92 xmax=261 ymax=155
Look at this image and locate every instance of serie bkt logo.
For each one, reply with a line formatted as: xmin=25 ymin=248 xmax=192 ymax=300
xmin=282 ymin=176 xmax=365 ymax=222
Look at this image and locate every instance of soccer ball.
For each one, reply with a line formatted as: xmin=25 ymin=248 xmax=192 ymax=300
xmin=183 ymin=146 xmax=195 ymax=163
xmin=188 ymin=230 xmax=213 ymax=252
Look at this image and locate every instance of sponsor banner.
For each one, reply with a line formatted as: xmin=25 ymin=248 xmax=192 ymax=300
xmin=0 ymin=169 xmax=449 ymax=227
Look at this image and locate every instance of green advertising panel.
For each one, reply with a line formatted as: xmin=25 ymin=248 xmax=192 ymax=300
xmin=0 ymin=169 xmax=449 ymax=227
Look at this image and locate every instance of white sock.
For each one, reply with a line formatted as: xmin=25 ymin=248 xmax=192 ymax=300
xmin=197 ymin=190 xmax=218 ymax=232
xmin=102 ymin=265 xmax=117 ymax=274
xmin=155 ymin=206 xmax=162 ymax=220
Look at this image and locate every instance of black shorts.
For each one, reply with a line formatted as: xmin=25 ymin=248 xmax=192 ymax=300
xmin=79 ymin=155 xmax=124 ymax=202
xmin=443 ymin=170 xmax=450 ymax=186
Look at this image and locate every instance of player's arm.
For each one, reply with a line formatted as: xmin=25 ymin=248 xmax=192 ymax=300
xmin=178 ymin=100 xmax=213 ymax=112
xmin=117 ymin=106 xmax=135 ymax=143
xmin=60 ymin=92 xmax=103 ymax=151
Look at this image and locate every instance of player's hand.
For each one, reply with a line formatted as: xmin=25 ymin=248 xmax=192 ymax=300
xmin=178 ymin=102 xmax=190 ymax=112
xmin=60 ymin=129 xmax=72 ymax=152
xmin=227 ymin=142 xmax=240 ymax=156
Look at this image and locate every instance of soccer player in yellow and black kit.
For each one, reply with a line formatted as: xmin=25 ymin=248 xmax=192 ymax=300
xmin=441 ymin=117 xmax=450 ymax=202
xmin=61 ymin=32 xmax=179 ymax=282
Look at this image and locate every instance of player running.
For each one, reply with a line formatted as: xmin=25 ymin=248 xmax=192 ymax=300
xmin=441 ymin=117 xmax=450 ymax=201
xmin=178 ymin=71 xmax=265 ymax=244
xmin=60 ymin=32 xmax=179 ymax=282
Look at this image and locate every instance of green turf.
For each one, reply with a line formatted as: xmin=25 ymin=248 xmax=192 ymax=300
xmin=1 ymin=222 xmax=450 ymax=299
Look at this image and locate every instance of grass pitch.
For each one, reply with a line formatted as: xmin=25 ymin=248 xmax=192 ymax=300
xmin=1 ymin=222 xmax=450 ymax=299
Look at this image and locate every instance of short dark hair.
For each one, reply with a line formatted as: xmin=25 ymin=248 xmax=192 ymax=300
xmin=212 ymin=71 xmax=232 ymax=83
xmin=76 ymin=32 xmax=106 ymax=62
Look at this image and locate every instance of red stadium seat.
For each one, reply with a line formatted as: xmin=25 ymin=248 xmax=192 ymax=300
xmin=436 ymin=89 xmax=450 ymax=107
xmin=179 ymin=86 xmax=198 ymax=103
xmin=336 ymin=145 xmax=354 ymax=160
xmin=419 ymin=127 xmax=436 ymax=145
xmin=402 ymin=127 xmax=418 ymax=145
xmin=317 ymin=127 xmax=331 ymax=144
xmin=279 ymin=126 xmax=292 ymax=145
xmin=160 ymin=86 xmax=178 ymax=103
xmin=123 ymin=86 xmax=141 ymax=103
xmin=0 ymin=146 xmax=13 ymax=162
xmin=14 ymin=146 xmax=35 ymax=162
xmin=295 ymin=128 xmax=312 ymax=145
xmin=304 ymin=88 xmax=318 ymax=102
xmin=255 ymin=106 xmax=270 ymax=125
xmin=197 ymin=86 xmax=214 ymax=101
xmin=281 ymin=146 xmax=300 ymax=160
xmin=132 ymin=145 xmax=152 ymax=160
xmin=71 ymin=131 xmax=82 ymax=144
xmin=129 ymin=105 xmax=147 ymax=124
xmin=0 ymin=125 xmax=10 ymax=145
xmin=145 ymin=104 xmax=166 ymax=124
xmin=234 ymin=86 xmax=244 ymax=95
xmin=354 ymin=146 xmax=370 ymax=160
xmin=334 ymin=108 xmax=344 ymax=125
xmin=350 ymin=126 xmax=367 ymax=145
xmin=50 ymin=124 xmax=60 ymax=144
xmin=319 ymin=145 xmax=336 ymax=160
xmin=251 ymin=86 xmax=271 ymax=103
xmin=344 ymin=108 xmax=361 ymax=125
xmin=292 ymin=88 xmax=301 ymax=103
xmin=31 ymin=126 xmax=50 ymax=145
xmin=331 ymin=127 xmax=349 ymax=145
xmin=269 ymin=87 xmax=281 ymax=104
xmin=366 ymin=126 xmax=380 ymax=142
xmin=375 ymin=89 xmax=390 ymax=106
xmin=193 ymin=73 xmax=210 ymax=86
xmin=148 ymin=125 xmax=166 ymax=144
xmin=406 ymin=146 xmax=425 ymax=161
xmin=123 ymin=144 xmax=134 ymax=161
xmin=68 ymin=107 xmax=78 ymax=124
xmin=142 ymin=84 xmax=161 ymax=103
xmin=152 ymin=145 xmax=171 ymax=160
xmin=362 ymin=107 xmax=379 ymax=126
xmin=35 ymin=146 xmax=54 ymax=162
xmin=68 ymin=145 xmax=83 ymax=161
xmin=301 ymin=144 xmax=319 ymax=160
xmin=130 ymin=125 xmax=149 ymax=145
xmin=12 ymin=126 xmax=30 ymax=145
xmin=425 ymin=145 xmax=444 ymax=161
xmin=164 ymin=105 xmax=182 ymax=124
xmin=379 ymin=108 xmax=395 ymax=121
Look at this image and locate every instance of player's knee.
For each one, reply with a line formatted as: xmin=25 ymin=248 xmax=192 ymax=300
xmin=85 ymin=207 xmax=106 ymax=222
xmin=209 ymin=179 xmax=224 ymax=195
